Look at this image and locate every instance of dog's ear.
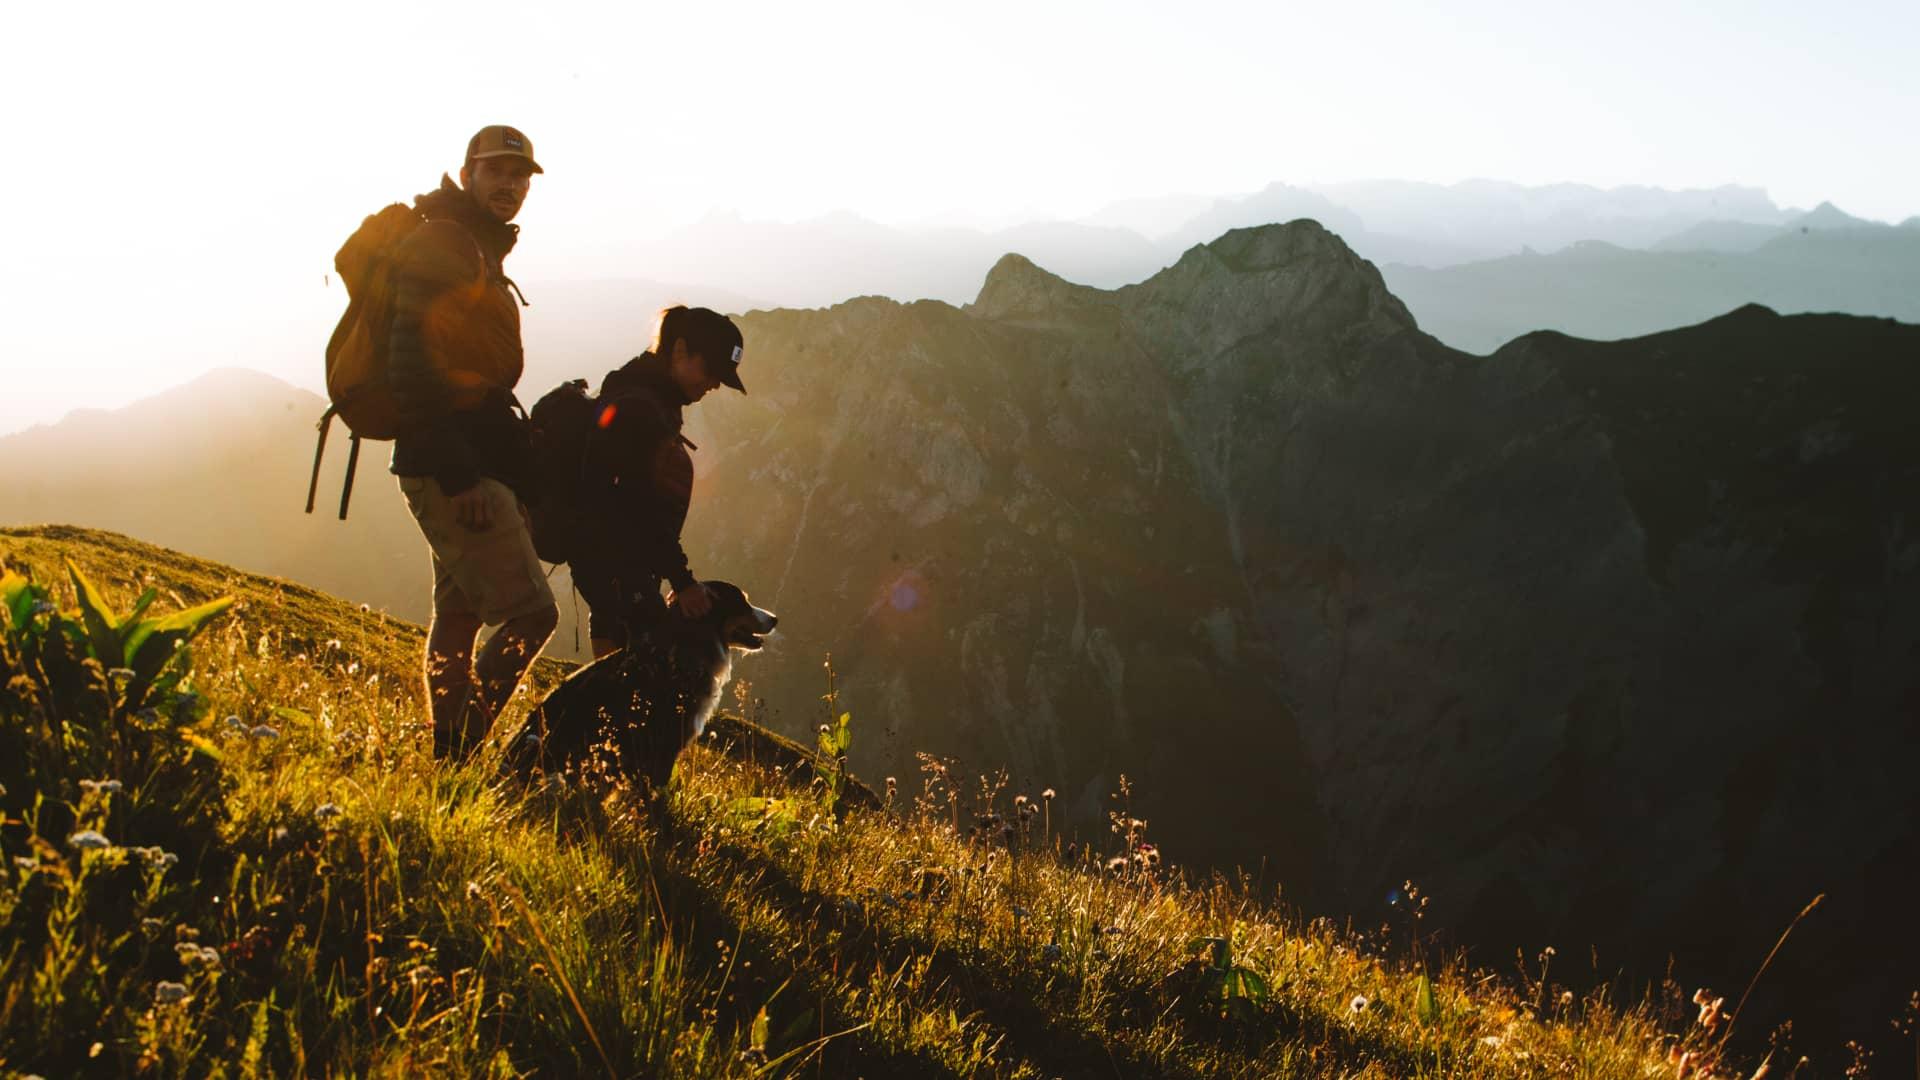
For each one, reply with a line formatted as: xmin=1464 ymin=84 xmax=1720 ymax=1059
xmin=699 ymin=580 xmax=751 ymax=615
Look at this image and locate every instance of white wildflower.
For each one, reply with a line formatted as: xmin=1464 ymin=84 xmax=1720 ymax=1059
xmin=153 ymin=981 xmax=191 ymax=1005
xmin=67 ymin=830 xmax=112 ymax=851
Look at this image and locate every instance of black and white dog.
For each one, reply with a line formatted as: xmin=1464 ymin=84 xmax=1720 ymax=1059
xmin=507 ymin=581 xmax=777 ymax=799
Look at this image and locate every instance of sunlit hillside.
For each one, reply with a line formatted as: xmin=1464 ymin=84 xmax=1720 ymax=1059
xmin=0 ymin=525 xmax=1771 ymax=1077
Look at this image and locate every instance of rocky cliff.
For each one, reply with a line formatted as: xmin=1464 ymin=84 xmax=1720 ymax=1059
xmin=682 ymin=221 xmax=1920 ymax=1055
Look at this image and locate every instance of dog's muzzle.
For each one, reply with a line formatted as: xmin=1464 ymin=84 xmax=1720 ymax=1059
xmin=728 ymin=606 xmax=779 ymax=650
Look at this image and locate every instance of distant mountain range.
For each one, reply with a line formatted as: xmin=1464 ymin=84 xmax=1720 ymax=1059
xmin=650 ymin=179 xmax=1830 ymax=307
xmin=638 ymin=181 xmax=1915 ymax=359
xmin=1383 ymin=220 xmax=1920 ymax=353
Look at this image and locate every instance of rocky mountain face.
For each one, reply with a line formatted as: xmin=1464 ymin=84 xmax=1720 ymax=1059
xmin=683 ymin=222 xmax=1920 ymax=1056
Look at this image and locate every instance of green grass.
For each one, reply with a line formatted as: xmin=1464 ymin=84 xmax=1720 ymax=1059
xmin=1 ymin=525 xmax=1752 ymax=1078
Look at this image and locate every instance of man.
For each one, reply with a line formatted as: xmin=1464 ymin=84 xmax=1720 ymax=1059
xmin=389 ymin=125 xmax=559 ymax=759
xmin=571 ymin=305 xmax=747 ymax=657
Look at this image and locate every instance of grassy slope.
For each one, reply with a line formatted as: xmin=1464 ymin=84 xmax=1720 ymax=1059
xmin=0 ymin=526 xmax=1740 ymax=1078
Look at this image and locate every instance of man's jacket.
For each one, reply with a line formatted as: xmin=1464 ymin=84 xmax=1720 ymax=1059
xmin=386 ymin=175 xmax=530 ymax=496
xmin=571 ymin=352 xmax=698 ymax=594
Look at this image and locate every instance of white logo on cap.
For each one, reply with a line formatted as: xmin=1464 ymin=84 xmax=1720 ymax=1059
xmin=730 ymin=345 xmax=743 ymax=365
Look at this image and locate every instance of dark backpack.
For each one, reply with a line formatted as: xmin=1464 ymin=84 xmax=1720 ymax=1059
xmin=525 ymin=378 xmax=610 ymax=564
xmin=304 ymin=203 xmax=426 ymax=519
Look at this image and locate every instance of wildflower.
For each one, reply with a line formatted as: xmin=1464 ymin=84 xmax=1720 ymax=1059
xmin=1480 ymin=1034 xmax=1503 ymax=1049
xmin=1349 ymin=994 xmax=1371 ymax=1015
xmin=359 ymin=603 xmax=371 ymax=612
xmin=153 ymin=981 xmax=191 ymax=1006
xmin=141 ymin=917 xmax=166 ymax=934
xmin=466 ymin=880 xmax=484 ymax=900
xmin=106 ymin=667 xmax=136 ymax=681
xmin=314 ymin=802 xmax=343 ymax=821
xmin=175 ymin=942 xmax=221 ymax=969
xmin=1693 ymin=988 xmax=1727 ymax=1033
xmin=250 ymin=724 xmax=280 ymax=740
xmin=31 ymin=598 xmax=56 ymax=615
xmin=67 ymin=830 xmax=112 ymax=851
xmin=136 ymin=847 xmax=179 ymax=871
xmin=1042 ymin=788 xmax=1056 ymax=800
xmin=80 ymin=779 xmax=124 ymax=795
xmin=1105 ymin=855 xmax=1130 ymax=874
xmin=223 ymin=715 xmax=246 ymax=731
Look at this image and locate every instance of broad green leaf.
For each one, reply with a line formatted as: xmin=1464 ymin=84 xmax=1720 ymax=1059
xmin=749 ymin=1006 xmax=770 ymax=1051
xmin=124 ymin=596 xmax=233 ymax=671
xmin=1235 ymin=967 xmax=1271 ymax=1003
xmin=1415 ymin=973 xmax=1438 ymax=1024
xmin=1 ymin=569 xmax=36 ymax=632
xmin=272 ymin=707 xmax=314 ymax=725
xmin=124 ymin=587 xmax=159 ymax=627
xmin=65 ymin=558 xmax=122 ymax=663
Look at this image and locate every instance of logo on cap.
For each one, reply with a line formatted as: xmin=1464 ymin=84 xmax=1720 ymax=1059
xmin=730 ymin=346 xmax=744 ymax=365
xmin=504 ymin=133 xmax=525 ymax=150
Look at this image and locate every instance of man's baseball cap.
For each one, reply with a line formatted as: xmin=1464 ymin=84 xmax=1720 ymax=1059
xmin=466 ymin=125 xmax=544 ymax=173
xmin=658 ymin=306 xmax=747 ymax=393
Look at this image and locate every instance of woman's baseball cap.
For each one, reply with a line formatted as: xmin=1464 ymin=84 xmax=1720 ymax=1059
xmin=657 ymin=306 xmax=747 ymax=393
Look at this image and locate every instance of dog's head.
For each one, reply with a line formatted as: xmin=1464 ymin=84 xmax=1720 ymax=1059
xmin=698 ymin=580 xmax=778 ymax=652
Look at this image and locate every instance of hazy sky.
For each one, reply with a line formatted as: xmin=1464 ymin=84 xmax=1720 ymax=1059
xmin=5 ymin=0 xmax=1917 ymax=434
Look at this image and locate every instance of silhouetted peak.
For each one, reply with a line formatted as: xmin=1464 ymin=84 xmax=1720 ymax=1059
xmin=1792 ymin=201 xmax=1875 ymax=230
xmin=1707 ymin=302 xmax=1781 ymax=324
xmin=968 ymin=252 xmax=1108 ymax=321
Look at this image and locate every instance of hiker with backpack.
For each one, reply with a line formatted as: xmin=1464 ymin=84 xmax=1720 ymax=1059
xmin=532 ymin=306 xmax=747 ymax=658
xmin=315 ymin=124 xmax=558 ymax=760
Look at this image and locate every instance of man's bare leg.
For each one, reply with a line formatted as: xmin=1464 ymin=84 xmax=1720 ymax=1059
xmin=476 ymin=603 xmax=559 ymax=719
xmin=425 ymin=611 xmax=486 ymax=759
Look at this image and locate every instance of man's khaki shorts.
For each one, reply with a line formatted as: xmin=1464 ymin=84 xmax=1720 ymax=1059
xmin=398 ymin=476 xmax=555 ymax=626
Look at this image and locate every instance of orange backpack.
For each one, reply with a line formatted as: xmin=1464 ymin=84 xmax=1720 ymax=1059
xmin=305 ymin=203 xmax=423 ymax=518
